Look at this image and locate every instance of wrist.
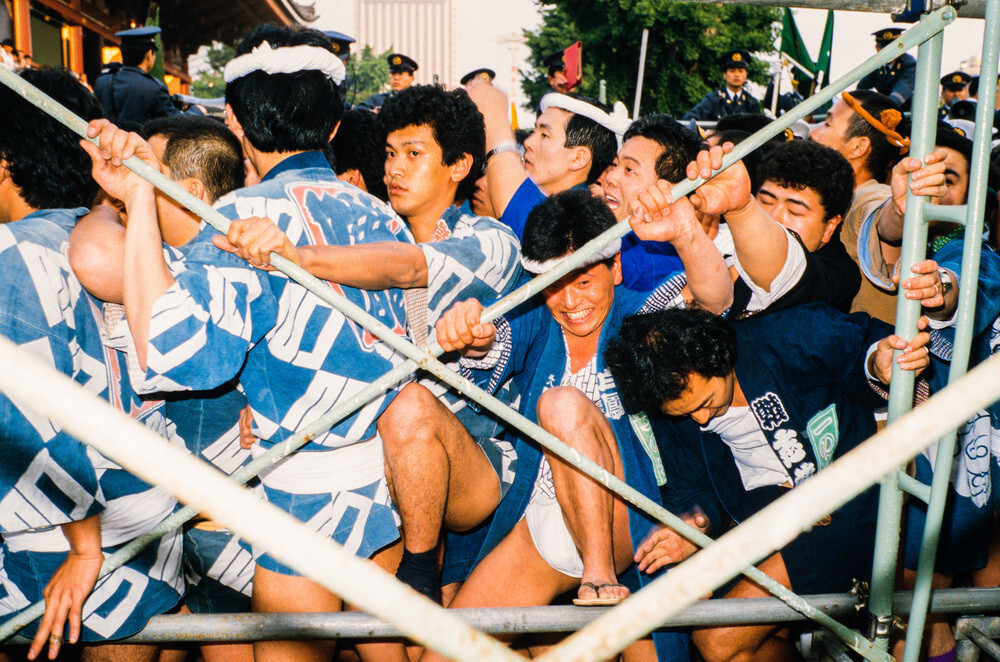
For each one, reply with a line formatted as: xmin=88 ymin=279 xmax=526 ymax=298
xmin=122 ymin=185 xmax=155 ymax=211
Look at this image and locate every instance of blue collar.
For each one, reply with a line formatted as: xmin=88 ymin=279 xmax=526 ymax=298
xmin=261 ymin=151 xmax=332 ymax=183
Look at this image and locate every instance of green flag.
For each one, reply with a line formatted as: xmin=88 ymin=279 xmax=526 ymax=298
xmin=780 ymin=7 xmax=815 ymax=83
xmin=813 ymin=11 xmax=835 ymax=92
xmin=147 ymin=7 xmax=165 ymax=84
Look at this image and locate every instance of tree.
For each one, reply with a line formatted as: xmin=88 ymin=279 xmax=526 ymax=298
xmin=190 ymin=42 xmax=234 ymax=99
xmin=342 ymin=45 xmax=393 ymax=107
xmin=522 ymin=0 xmax=780 ymax=117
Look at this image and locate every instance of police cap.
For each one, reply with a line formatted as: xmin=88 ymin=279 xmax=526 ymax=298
xmin=720 ymin=49 xmax=751 ymax=70
xmin=873 ymin=28 xmax=904 ymax=45
xmin=387 ymin=53 xmax=418 ymax=74
xmin=543 ymin=51 xmax=565 ymax=75
xmin=115 ymin=26 xmax=160 ymax=49
xmin=941 ymin=71 xmax=971 ymax=91
xmin=323 ymin=31 xmax=355 ymax=60
xmin=460 ymin=68 xmax=496 ymax=86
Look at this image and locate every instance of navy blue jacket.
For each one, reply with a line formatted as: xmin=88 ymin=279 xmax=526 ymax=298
xmin=94 ymin=63 xmax=180 ymax=124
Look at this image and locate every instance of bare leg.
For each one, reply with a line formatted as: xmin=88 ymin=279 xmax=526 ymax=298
xmin=80 ymin=643 xmax=159 ymax=662
xmin=892 ymin=570 xmax=955 ymax=660
xmin=691 ymin=553 xmax=800 ymax=662
xmin=251 ymin=564 xmax=340 ymax=662
xmin=379 ymin=383 xmax=501 ymax=598
xmin=346 ymin=542 xmax=408 ymax=662
xmin=535 ymin=386 xmax=634 ymax=603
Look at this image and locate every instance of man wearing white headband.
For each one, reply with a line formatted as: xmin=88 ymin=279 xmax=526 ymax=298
xmin=466 ymin=82 xmax=619 ymax=234
xmin=85 ymin=25 xmax=413 ymax=662
xmin=428 ymin=188 xmax=729 ymax=661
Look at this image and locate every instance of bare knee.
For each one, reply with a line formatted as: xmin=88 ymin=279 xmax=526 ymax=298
xmin=379 ymin=382 xmax=439 ymax=441
xmin=693 ymin=627 xmax=752 ymax=662
xmin=537 ymin=386 xmax=599 ymax=434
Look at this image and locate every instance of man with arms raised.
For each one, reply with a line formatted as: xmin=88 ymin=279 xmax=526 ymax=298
xmin=85 ymin=25 xmax=413 ymax=662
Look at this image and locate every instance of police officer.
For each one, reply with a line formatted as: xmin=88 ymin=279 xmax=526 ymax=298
xmin=461 ymin=67 xmax=495 ymax=87
xmin=543 ymin=51 xmax=569 ymax=94
xmin=94 ymin=26 xmax=180 ymax=124
xmin=358 ymin=53 xmax=417 ymax=112
xmin=856 ymin=28 xmax=916 ymax=108
xmin=939 ymin=70 xmax=971 ymax=119
xmin=683 ymin=49 xmax=761 ymax=121
xmin=324 ymin=31 xmax=355 ymax=107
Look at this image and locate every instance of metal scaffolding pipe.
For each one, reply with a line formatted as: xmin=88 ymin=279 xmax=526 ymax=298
xmin=671 ymin=0 xmax=987 ymax=19
xmin=8 ymin=589 xmax=1000 ymax=645
xmin=532 ymin=353 xmax=1000 ymax=662
xmin=957 ymin=623 xmax=1000 ymax=659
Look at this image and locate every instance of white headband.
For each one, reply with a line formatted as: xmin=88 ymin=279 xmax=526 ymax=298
xmin=223 ymin=42 xmax=346 ymax=85
xmin=540 ymin=94 xmax=632 ymax=146
xmin=520 ymin=238 xmax=622 ymax=275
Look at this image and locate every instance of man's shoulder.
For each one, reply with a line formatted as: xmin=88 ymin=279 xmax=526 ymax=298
xmin=2 ymin=208 xmax=85 ymax=250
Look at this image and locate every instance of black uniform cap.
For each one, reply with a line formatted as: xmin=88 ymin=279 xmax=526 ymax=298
xmin=543 ymin=51 xmax=565 ymax=75
xmin=873 ymin=27 xmax=904 ymax=45
xmin=388 ymin=53 xmax=418 ymax=73
xmin=941 ymin=71 xmax=971 ymax=91
xmin=116 ymin=26 xmax=160 ymax=50
xmin=323 ymin=31 xmax=355 ymax=60
xmin=720 ymin=49 xmax=751 ymax=70
xmin=460 ymin=68 xmax=496 ymax=85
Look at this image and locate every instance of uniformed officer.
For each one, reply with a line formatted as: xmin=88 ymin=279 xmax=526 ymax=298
xmin=358 ymin=53 xmax=417 ymax=112
xmin=543 ymin=51 xmax=569 ymax=94
xmin=683 ymin=49 xmax=761 ymax=121
xmin=94 ymin=26 xmax=180 ymax=124
xmin=856 ymin=28 xmax=916 ymax=108
xmin=461 ymin=67 xmax=495 ymax=87
xmin=939 ymin=70 xmax=971 ymax=119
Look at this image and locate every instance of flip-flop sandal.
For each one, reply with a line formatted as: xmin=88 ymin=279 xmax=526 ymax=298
xmin=572 ymin=581 xmax=628 ymax=606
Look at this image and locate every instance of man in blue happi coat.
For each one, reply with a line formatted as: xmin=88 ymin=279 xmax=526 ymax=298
xmin=0 ymin=67 xmax=183 ymax=662
xmin=215 ymin=84 xmax=523 ymax=603
xmin=84 ymin=25 xmax=417 ymax=662
xmin=425 ymin=187 xmax=731 ymax=660
xmin=605 ymin=305 xmax=929 ymax=662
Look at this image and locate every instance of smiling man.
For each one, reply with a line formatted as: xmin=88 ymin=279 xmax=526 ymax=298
xmin=606 ymin=306 xmax=930 ymax=662
xmin=428 ymin=188 xmax=730 ymax=660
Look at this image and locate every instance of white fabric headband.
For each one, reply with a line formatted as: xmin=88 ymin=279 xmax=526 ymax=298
xmin=540 ymin=93 xmax=632 ymax=146
xmin=521 ymin=238 xmax=623 ymax=275
xmin=223 ymin=42 xmax=346 ymax=85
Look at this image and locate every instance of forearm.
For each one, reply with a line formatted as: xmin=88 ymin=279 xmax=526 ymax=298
xmin=673 ymin=229 xmax=733 ymax=314
xmin=122 ymin=188 xmax=175 ymax=370
xmin=298 ymin=242 xmax=428 ymax=289
xmin=480 ymin=101 xmax=524 ymax=215
xmin=59 ymin=514 xmax=102 ymax=556
xmin=725 ymin=198 xmax=790 ymax=291
xmin=875 ymin=198 xmax=905 ymax=245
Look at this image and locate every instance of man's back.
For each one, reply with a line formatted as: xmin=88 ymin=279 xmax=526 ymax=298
xmin=94 ymin=64 xmax=179 ymax=124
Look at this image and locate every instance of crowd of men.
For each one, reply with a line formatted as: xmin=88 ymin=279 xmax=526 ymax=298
xmin=2 ymin=18 xmax=1000 ymax=662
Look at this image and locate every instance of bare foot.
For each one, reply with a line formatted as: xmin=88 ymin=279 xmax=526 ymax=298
xmin=574 ymin=579 xmax=629 ymax=606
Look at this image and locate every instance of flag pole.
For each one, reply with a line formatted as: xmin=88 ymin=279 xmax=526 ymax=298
xmin=633 ymin=28 xmax=649 ymax=119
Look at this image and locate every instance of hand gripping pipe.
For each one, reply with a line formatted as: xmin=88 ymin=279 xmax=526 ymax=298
xmin=0 ymin=12 xmax=954 ymax=655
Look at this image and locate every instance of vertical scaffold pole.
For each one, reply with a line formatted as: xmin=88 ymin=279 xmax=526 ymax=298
xmin=900 ymin=0 xmax=1000 ymax=658
xmin=868 ymin=20 xmax=945 ymax=649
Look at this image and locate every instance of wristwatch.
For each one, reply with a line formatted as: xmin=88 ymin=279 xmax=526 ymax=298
xmin=485 ymin=141 xmax=524 ymax=164
xmin=938 ymin=268 xmax=954 ymax=296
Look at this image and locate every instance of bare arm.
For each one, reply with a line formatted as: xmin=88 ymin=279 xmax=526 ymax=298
xmin=213 ymin=216 xmax=429 ymax=289
xmin=68 ymin=204 xmax=126 ymax=304
xmin=466 ymin=80 xmax=525 ymax=217
xmin=688 ymin=145 xmax=790 ymax=292
xmin=81 ymin=120 xmax=175 ymax=370
xmin=28 ymin=515 xmax=103 ymax=661
xmin=629 ymin=181 xmax=733 ymax=313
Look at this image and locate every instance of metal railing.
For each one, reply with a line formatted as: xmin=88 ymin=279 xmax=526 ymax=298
xmin=0 ymin=1 xmax=999 ymax=659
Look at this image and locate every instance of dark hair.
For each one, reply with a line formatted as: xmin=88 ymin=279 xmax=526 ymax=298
xmin=121 ymin=41 xmax=154 ymax=67
xmin=330 ymin=109 xmax=389 ymax=201
xmin=844 ymin=90 xmax=901 ymax=183
xmin=377 ymin=85 xmax=485 ymax=202
xmin=623 ymin=114 xmax=704 ymax=184
xmin=715 ymin=113 xmax=773 ymax=135
xmin=522 ymin=188 xmax=616 ymax=263
xmin=757 ymin=140 xmax=854 ymax=221
xmin=225 ymin=25 xmax=343 ymax=153
xmin=561 ymin=93 xmax=617 ymax=185
xmin=605 ymin=309 xmax=737 ymax=414
xmin=142 ymin=115 xmax=243 ymax=203
xmin=0 ymin=67 xmax=103 ymax=211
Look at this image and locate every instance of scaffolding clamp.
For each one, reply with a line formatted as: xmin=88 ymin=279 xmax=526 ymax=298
xmin=853 ymin=581 xmax=907 ymax=639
